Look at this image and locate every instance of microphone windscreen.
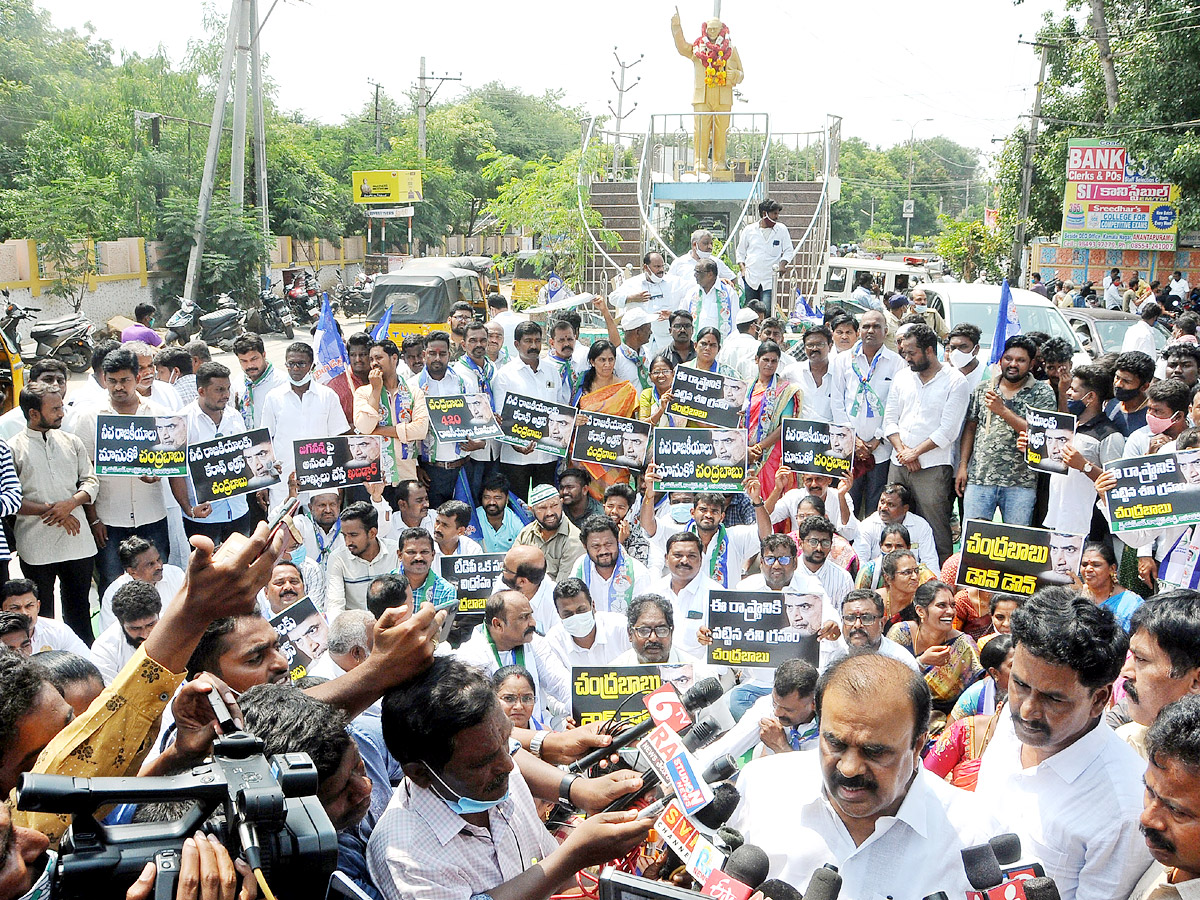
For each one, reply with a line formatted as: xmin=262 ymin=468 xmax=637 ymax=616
xmin=723 ymin=843 xmax=770 ymax=890
xmin=1021 ymin=878 xmax=1062 ymax=900
xmin=682 ymin=677 xmax=724 ymax=711
xmin=716 ymin=825 xmax=744 ymax=852
xmin=757 ymin=879 xmax=803 ymax=900
xmin=961 ymin=843 xmax=1005 ymax=890
xmin=988 ymin=833 xmax=1023 ymax=866
xmin=695 ymin=782 xmax=740 ymax=829
xmin=701 ymin=753 xmax=739 ymax=784
xmin=682 ymin=718 xmax=720 ymax=752
xmin=921 ymin=894 xmax=949 ymax=900
xmin=804 ymin=866 xmax=843 ymax=900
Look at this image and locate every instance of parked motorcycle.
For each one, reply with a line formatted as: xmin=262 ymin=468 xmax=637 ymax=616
xmin=287 ymin=272 xmax=321 ymax=327
xmin=164 ymin=294 xmax=246 ymax=351
xmin=340 ymin=271 xmax=372 ymax=316
xmin=246 ymin=288 xmax=295 ymax=340
xmin=0 ymin=293 xmax=94 ymax=373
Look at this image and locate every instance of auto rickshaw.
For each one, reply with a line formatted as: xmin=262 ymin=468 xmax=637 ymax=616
xmin=365 ymin=262 xmax=489 ymax=345
xmin=510 ymin=251 xmax=549 ymax=311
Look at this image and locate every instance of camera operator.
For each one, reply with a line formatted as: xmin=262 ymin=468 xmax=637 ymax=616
xmin=368 ymin=657 xmax=653 ymax=900
xmin=1 ymin=524 xmax=291 ymax=846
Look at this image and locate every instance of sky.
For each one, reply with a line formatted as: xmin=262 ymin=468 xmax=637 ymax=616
xmin=38 ymin=0 xmax=1063 ymax=162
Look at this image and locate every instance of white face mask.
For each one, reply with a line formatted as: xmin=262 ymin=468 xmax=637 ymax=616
xmin=289 ymin=372 xmax=313 ymax=387
xmin=949 ymin=348 xmax=976 ymax=369
xmin=697 ymin=250 xmax=713 ymax=259
xmin=645 ymin=271 xmax=663 ymax=285
xmin=562 ymin=609 xmax=596 ymax=638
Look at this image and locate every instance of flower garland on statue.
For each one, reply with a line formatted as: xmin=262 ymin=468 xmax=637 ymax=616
xmin=692 ymin=23 xmax=732 ymax=86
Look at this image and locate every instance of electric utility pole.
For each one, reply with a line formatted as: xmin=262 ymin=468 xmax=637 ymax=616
xmin=1011 ymin=42 xmax=1050 ymax=285
xmin=417 ymin=58 xmax=461 ymax=159
xmin=608 ymin=48 xmax=642 ymax=180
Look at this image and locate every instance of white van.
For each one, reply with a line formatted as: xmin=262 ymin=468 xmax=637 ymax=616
xmin=818 ymin=256 xmax=933 ymax=309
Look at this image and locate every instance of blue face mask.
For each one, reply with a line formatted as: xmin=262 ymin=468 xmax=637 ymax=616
xmin=669 ymin=503 xmax=692 ymax=524
xmin=290 ymin=543 xmax=307 ymax=566
xmin=1065 ymin=398 xmax=1087 ymax=415
xmin=423 ymin=761 xmax=510 ymax=815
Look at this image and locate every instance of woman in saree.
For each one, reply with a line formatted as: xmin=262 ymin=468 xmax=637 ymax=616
xmin=574 ymin=339 xmax=638 ymax=502
xmin=685 ymin=327 xmax=739 ymax=379
xmin=639 ymin=353 xmax=689 ymax=428
xmin=745 ymin=340 xmax=802 ymax=498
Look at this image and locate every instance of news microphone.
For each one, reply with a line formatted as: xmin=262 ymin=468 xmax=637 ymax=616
xmin=757 ymin=879 xmax=803 ymax=900
xmin=569 ymin=679 xmax=726 ymax=774
xmin=804 ymin=865 xmax=843 ymax=900
xmin=1021 ymin=878 xmax=1061 ymax=900
xmin=633 ymin=755 xmax=740 ymax=817
xmin=922 ymin=894 xmax=950 ymax=900
xmin=961 ymin=843 xmax=1006 ymax=890
xmin=716 ymin=825 xmax=744 ymax=852
xmin=694 ymin=782 xmax=740 ymax=830
xmin=989 ymin=834 xmax=1022 ymax=866
xmin=682 ymin=718 xmax=721 ymax=751
xmin=723 ymin=843 xmax=770 ymax=891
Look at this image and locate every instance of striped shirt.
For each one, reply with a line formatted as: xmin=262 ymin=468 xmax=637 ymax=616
xmin=0 ymin=440 xmax=23 ymax=559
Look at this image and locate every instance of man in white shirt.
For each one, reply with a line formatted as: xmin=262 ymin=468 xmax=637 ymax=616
xmin=794 ymin=326 xmax=835 ymax=422
xmin=1127 ymin=694 xmax=1200 ymax=900
xmin=169 ymin=361 xmax=250 ymax=545
xmin=1170 ymin=270 xmax=1191 ymax=301
xmin=1123 ymin=302 xmax=1163 ymax=356
xmin=976 ymin=589 xmax=1150 ymax=900
xmin=853 ymin=483 xmax=940 ymax=572
xmin=648 ymin=532 xmax=723 ymax=658
xmin=0 ymin=359 xmax=78 ymax=442
xmin=795 ymin=515 xmax=854 ymax=610
xmin=686 ymin=258 xmax=739 ymax=339
xmin=96 ymin=535 xmax=184 ymax=632
xmin=414 ymin=330 xmax=484 ymax=508
xmin=545 ymin=578 xmax=631 ymax=668
xmin=695 ymin=659 xmax=819 ymax=771
xmin=232 ymin=333 xmax=287 ymax=430
xmin=493 ymin=320 xmax=569 ymax=501
xmin=0 ymin=579 xmax=89 ymax=656
xmin=829 ymin=310 xmax=904 ymax=514
xmin=569 ymin=516 xmax=652 ymax=615
xmin=91 ymin=580 xmax=161 ymax=685
xmin=260 ymin=342 xmax=351 ymax=507
xmin=668 ymin=228 xmax=736 ymax=282
xmin=883 ymin=323 xmax=970 ymax=565
xmin=325 ymin=502 xmax=399 ymax=617
xmin=823 ymin=588 xmax=921 ymax=671
xmin=729 ymin=653 xmax=997 ymax=899
xmin=489 ymin=543 xmax=558 ymax=634
xmin=640 ymin=472 xmax=772 ymax=588
xmin=736 ymin=199 xmax=793 ymax=307
xmin=611 ymin=592 xmax=706 ymax=668
xmin=766 ymin=468 xmax=859 ymax=543
xmin=487 ymin=293 xmax=528 ymax=355
xmin=609 ymin=251 xmax=686 ymax=356
xmin=454 ymin=589 xmax=571 ymax=726
xmin=717 ymin=308 xmax=762 ymax=378
xmin=70 ymin=347 xmax=171 ymax=599
xmin=1107 ymin=275 xmax=1126 ymax=310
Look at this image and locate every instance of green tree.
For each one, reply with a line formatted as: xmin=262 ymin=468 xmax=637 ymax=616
xmin=934 ymin=214 xmax=1008 ymax=283
xmin=155 ymin=198 xmax=270 ymax=302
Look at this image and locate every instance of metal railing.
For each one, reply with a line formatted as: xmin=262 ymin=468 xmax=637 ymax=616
xmin=576 ymin=115 xmax=624 ymax=292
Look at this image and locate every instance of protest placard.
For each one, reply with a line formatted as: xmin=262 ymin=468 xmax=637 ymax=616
xmin=666 ymin=366 xmax=747 ymax=430
xmin=426 ymin=394 xmax=502 ymax=443
xmin=268 ymin=597 xmax=328 ymax=681
xmin=186 ymin=428 xmax=279 ymax=503
xmin=651 ymin=427 xmax=747 ymax=492
xmin=498 ymin=393 xmax=574 ymax=457
xmin=438 ymin=553 xmax=506 ymax=616
xmin=779 ymin=418 xmax=854 ymax=478
xmin=570 ymin=411 xmax=652 ymax=470
xmin=706 ymin=589 xmax=821 ymax=668
xmin=94 ymin=414 xmax=188 ymax=477
xmin=293 ymin=435 xmax=384 ymax=492
xmin=1104 ymin=450 xmax=1200 ymax=532
xmin=1025 ymin=408 xmax=1075 ymax=475
xmin=571 ymin=666 xmax=667 ymax=726
xmin=958 ymin=519 xmax=1086 ymax=597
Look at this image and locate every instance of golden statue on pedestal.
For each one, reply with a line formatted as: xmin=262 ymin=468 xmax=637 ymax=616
xmin=671 ymin=6 xmax=744 ymax=178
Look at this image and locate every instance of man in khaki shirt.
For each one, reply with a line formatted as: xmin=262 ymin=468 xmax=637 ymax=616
xmin=1128 ymin=695 xmax=1200 ymax=900
xmin=515 ymin=483 xmax=584 ymax=582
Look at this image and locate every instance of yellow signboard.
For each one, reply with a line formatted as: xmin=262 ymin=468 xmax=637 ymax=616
xmin=352 ymin=170 xmax=424 ymax=204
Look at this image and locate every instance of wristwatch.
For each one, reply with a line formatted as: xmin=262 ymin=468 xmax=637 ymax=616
xmin=559 ymin=772 xmax=580 ymax=806
xmin=529 ymin=731 xmax=547 ymax=759
xmin=1083 ymin=463 xmax=1095 ymax=476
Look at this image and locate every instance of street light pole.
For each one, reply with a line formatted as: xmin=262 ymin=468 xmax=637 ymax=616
xmin=899 ymin=118 xmax=932 ymax=249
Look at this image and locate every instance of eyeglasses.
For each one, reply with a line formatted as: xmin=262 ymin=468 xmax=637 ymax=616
xmin=762 ymin=555 xmax=793 ymax=566
xmin=632 ymin=625 xmax=672 ymax=639
xmin=803 ymin=538 xmax=833 ymax=549
xmin=499 ymin=693 xmax=535 ymax=705
xmin=894 ymin=567 xmax=920 ymax=577
xmin=842 ymin=613 xmax=880 ymax=625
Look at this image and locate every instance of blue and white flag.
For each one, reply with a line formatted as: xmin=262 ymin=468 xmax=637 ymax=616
xmin=545 ymin=271 xmax=566 ymax=301
xmin=314 ymin=293 xmax=355 ymax=411
xmin=370 ymin=303 xmax=393 ymax=341
xmin=989 ymin=278 xmax=1022 ymax=365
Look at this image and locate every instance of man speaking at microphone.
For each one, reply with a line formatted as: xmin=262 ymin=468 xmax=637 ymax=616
xmin=368 ymin=657 xmax=653 ymax=900
xmin=727 ymin=654 xmax=998 ymax=900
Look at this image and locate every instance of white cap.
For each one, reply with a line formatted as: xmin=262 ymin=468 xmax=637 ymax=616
xmin=620 ymin=307 xmax=655 ymax=330
xmin=735 ymin=307 xmax=758 ymax=325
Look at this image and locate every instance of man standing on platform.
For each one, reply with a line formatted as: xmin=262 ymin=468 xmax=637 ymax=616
xmin=736 ymin=199 xmax=793 ymax=308
xmin=686 ymin=259 xmax=737 ymax=339
xmin=609 ymin=252 xmax=683 ymax=357
xmin=668 ymin=229 xmax=736 ymax=282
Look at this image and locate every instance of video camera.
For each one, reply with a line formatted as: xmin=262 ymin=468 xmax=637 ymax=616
xmin=16 ymin=729 xmax=338 ymax=900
